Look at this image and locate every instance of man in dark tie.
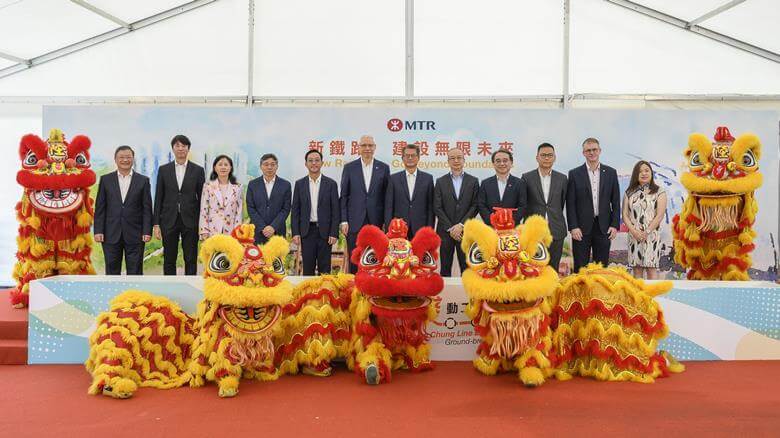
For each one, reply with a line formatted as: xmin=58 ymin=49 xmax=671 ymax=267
xmin=434 ymin=147 xmax=479 ymax=277
xmin=478 ymin=149 xmax=526 ymax=224
xmin=153 ymin=135 xmax=206 ymax=275
xmin=566 ymin=137 xmax=621 ymax=272
xmin=521 ymin=143 xmax=568 ymax=272
xmin=385 ymin=144 xmax=434 ymax=238
xmin=291 ymin=150 xmax=340 ymax=275
xmin=246 ymin=153 xmax=292 ymax=244
xmin=339 ymin=135 xmax=390 ymax=273
xmin=94 ymin=145 xmax=152 ymax=275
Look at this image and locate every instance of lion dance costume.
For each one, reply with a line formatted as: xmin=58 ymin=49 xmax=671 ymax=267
xmin=86 ymin=220 xmax=443 ymax=398
xmin=462 ymin=208 xmax=683 ymax=387
xmin=11 ymin=129 xmax=96 ymax=308
xmin=672 ymin=126 xmax=762 ymax=280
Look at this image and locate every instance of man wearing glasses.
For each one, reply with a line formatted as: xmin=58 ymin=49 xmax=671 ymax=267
xmin=477 ymin=148 xmax=526 ymax=225
xmin=340 ymin=135 xmax=390 ymax=273
xmin=566 ymin=137 xmax=621 ymax=273
xmin=385 ymin=143 xmax=435 ymax=238
xmin=521 ymin=143 xmax=567 ymax=272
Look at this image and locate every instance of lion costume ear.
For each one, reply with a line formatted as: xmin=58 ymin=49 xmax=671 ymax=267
xmin=352 ymin=225 xmax=388 ymax=265
xmin=461 ymin=218 xmax=497 ymax=258
xmin=410 ymin=226 xmax=440 ymax=261
xmin=518 ymin=215 xmax=553 ymax=251
xmin=19 ymin=134 xmax=47 ymax=160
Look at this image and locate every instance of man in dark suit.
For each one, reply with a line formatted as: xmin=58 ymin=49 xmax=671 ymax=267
xmin=385 ymin=144 xmax=434 ymax=238
xmin=566 ymin=137 xmax=621 ymax=272
xmin=153 ymin=135 xmax=205 ymax=275
xmin=94 ymin=145 xmax=152 ymax=275
xmin=340 ymin=135 xmax=390 ymax=273
xmin=292 ymin=150 xmax=340 ymax=275
xmin=246 ymin=153 xmax=292 ymax=244
xmin=478 ymin=149 xmax=526 ymax=224
xmin=434 ymin=147 xmax=479 ymax=276
xmin=521 ymin=143 xmax=567 ymax=272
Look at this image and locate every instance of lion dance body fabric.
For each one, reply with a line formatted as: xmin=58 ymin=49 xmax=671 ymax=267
xmin=672 ymin=127 xmax=762 ymax=280
xmin=86 ymin=220 xmax=443 ymax=398
xmin=461 ymin=208 xmax=683 ymax=387
xmin=11 ymin=129 xmax=96 ymax=308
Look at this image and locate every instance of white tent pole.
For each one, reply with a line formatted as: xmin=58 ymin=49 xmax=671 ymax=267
xmin=562 ymin=0 xmax=571 ymax=109
xmin=405 ymin=0 xmax=414 ymax=97
xmin=604 ymin=0 xmax=779 ymax=64
xmin=687 ymin=0 xmax=747 ymax=28
xmin=70 ymin=0 xmax=130 ymax=29
xmin=247 ymin=0 xmax=255 ymax=107
xmin=0 ymin=0 xmax=220 ymax=80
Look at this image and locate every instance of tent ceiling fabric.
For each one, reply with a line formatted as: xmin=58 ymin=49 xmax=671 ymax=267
xmin=0 ymin=0 xmax=777 ymax=98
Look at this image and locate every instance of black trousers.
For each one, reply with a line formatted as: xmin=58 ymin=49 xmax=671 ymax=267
xmin=548 ymin=237 xmax=564 ymax=274
xmin=439 ymin=233 xmax=466 ymax=277
xmin=346 ymin=230 xmax=359 ymax=274
xmin=162 ymin=213 xmax=199 ymax=275
xmin=102 ymin=236 xmax=144 ymax=275
xmin=572 ymin=216 xmax=611 ymax=273
xmin=301 ymin=222 xmax=332 ymax=275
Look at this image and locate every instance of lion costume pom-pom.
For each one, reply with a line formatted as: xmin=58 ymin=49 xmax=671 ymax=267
xmin=11 ymin=129 xmax=97 ymax=308
xmin=672 ymin=126 xmax=762 ymax=280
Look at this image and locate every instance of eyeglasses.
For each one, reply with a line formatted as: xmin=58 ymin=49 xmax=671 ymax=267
xmin=359 ymin=144 xmax=375 ymax=148
xmin=583 ymin=148 xmax=599 ymax=153
xmin=538 ymin=153 xmax=554 ymax=158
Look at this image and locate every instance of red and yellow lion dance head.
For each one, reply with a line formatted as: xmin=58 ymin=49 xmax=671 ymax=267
xmin=11 ymin=129 xmax=96 ymax=308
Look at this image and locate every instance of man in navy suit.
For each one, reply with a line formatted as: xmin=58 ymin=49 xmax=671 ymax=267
xmin=292 ymin=150 xmax=339 ymax=275
xmin=247 ymin=153 xmax=292 ymax=244
xmin=153 ymin=135 xmax=206 ymax=275
xmin=566 ymin=137 xmax=621 ymax=272
xmin=94 ymin=145 xmax=152 ymax=275
xmin=339 ymin=134 xmax=390 ymax=273
xmin=477 ymin=149 xmax=527 ymax=224
xmin=385 ymin=144 xmax=434 ymax=238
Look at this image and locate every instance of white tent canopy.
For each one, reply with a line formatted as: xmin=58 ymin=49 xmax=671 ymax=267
xmin=0 ymin=0 xmax=778 ymax=101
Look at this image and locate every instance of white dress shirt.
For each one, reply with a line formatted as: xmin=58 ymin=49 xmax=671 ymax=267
xmin=308 ymin=175 xmax=320 ymax=222
xmin=587 ymin=163 xmax=600 ymax=213
xmin=497 ymin=174 xmax=509 ymax=201
xmin=450 ymin=172 xmax=463 ymax=200
xmin=362 ymin=159 xmax=374 ymax=192
xmin=118 ymin=170 xmax=133 ymax=203
xmin=264 ymin=176 xmax=276 ymax=198
xmin=539 ymin=169 xmax=552 ymax=204
xmin=406 ymin=169 xmax=417 ymax=199
xmin=174 ymin=161 xmax=187 ymax=190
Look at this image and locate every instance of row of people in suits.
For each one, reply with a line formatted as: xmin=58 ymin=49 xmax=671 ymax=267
xmin=93 ymin=134 xmax=620 ymax=277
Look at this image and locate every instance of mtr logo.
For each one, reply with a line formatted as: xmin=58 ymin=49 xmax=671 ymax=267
xmin=387 ymin=118 xmax=436 ymax=132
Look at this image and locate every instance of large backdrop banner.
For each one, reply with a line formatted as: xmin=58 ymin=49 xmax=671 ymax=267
xmin=31 ymin=106 xmax=779 ymax=280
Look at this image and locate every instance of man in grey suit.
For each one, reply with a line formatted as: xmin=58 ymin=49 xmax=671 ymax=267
xmin=521 ymin=143 xmax=567 ymax=272
xmin=434 ymin=148 xmax=479 ymax=277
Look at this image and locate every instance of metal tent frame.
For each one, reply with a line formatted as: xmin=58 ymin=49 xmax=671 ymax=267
xmin=0 ymin=0 xmax=778 ymax=106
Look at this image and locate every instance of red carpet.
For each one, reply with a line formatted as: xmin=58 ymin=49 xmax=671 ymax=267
xmin=1 ymin=361 xmax=778 ymax=437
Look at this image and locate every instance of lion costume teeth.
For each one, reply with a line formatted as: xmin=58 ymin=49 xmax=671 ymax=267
xmin=10 ymin=129 xmax=97 ymax=308
xmin=462 ymin=208 xmax=683 ymax=387
xmin=672 ymin=126 xmax=762 ymax=280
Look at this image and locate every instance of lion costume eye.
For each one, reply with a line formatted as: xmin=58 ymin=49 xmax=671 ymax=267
xmin=23 ymin=151 xmax=38 ymax=167
xmin=468 ymin=243 xmax=484 ymax=265
xmin=209 ymin=252 xmax=232 ymax=273
xmin=272 ymin=258 xmax=285 ymax=274
xmin=741 ymin=150 xmax=756 ymax=168
xmin=361 ymin=247 xmax=379 ymax=266
xmin=74 ymin=152 xmax=89 ymax=166
xmin=421 ymin=251 xmax=436 ymax=267
xmin=532 ymin=243 xmax=548 ymax=261
xmin=689 ymin=151 xmax=702 ymax=168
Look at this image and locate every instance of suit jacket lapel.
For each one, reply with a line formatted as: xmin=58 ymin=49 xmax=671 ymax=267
xmin=531 ymin=171 xmax=544 ymax=204
xmin=455 ymin=174 xmax=465 ymax=200
xmin=302 ymin=177 xmax=311 ymax=217
xmin=316 ymin=178 xmax=326 ymax=210
xmin=401 ymin=173 xmax=411 ymax=202
xmin=368 ymin=163 xmax=380 ymax=194
xmin=598 ymin=166 xmax=606 ymax=207
xmin=124 ymin=172 xmax=140 ymax=205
